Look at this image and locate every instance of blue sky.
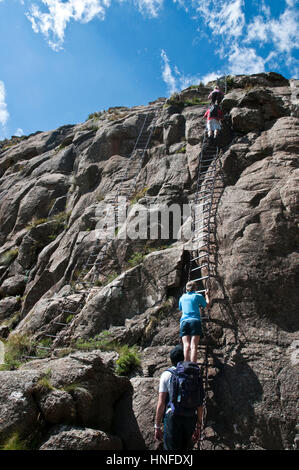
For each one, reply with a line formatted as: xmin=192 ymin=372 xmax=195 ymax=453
xmin=0 ymin=0 xmax=298 ymax=139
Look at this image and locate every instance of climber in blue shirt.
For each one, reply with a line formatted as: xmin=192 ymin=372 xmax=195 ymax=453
xmin=179 ymin=281 xmax=210 ymax=363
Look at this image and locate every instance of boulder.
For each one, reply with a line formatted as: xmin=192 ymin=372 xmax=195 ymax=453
xmin=0 ymin=296 xmax=21 ymax=321
xmin=39 ymin=425 xmax=123 ymax=450
xmin=0 ymin=350 xmax=135 ymax=447
xmin=163 ymin=114 xmax=185 ymax=147
xmin=0 ymin=275 xmax=27 ymax=298
xmin=231 ymin=107 xmax=264 ymax=133
xmin=131 ymin=377 xmax=160 ymax=450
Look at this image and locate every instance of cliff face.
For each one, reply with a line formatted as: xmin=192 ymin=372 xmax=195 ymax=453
xmin=0 ymin=72 xmax=298 ymax=450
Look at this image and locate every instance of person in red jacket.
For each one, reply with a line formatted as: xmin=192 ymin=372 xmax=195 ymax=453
xmin=204 ymin=104 xmax=223 ymax=139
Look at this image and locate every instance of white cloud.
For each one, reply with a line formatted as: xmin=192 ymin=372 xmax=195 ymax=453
xmin=246 ymin=4 xmax=299 ymax=54
xmin=15 ymin=128 xmax=24 ymax=137
xmin=26 ymin=0 xmax=112 ymax=51
xmin=160 ymin=49 xmax=224 ymax=94
xmin=133 ymin=0 xmax=164 ymax=17
xmin=161 ymin=49 xmax=177 ymax=94
xmin=227 ymin=45 xmax=266 ymax=75
xmin=285 ymin=0 xmax=297 ymax=6
xmin=193 ymin=0 xmax=245 ymax=38
xmin=26 ymin=0 xmax=165 ymax=50
xmin=0 ymin=81 xmax=9 ymax=127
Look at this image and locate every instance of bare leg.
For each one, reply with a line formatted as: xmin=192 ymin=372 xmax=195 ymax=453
xmin=182 ymin=335 xmax=191 ymax=361
xmin=190 ymin=335 xmax=200 ymax=363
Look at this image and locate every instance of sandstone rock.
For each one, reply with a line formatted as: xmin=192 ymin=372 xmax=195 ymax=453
xmin=0 ymin=369 xmax=41 ymax=442
xmin=39 ymin=425 xmax=123 ymax=450
xmin=231 ymin=106 xmax=264 ymax=132
xmin=131 ymin=377 xmax=160 ymax=450
xmin=0 ymin=296 xmax=21 ymax=321
xmin=163 ymin=113 xmax=185 ymax=148
xmin=0 ymin=350 xmax=134 ymax=446
xmin=0 ymin=275 xmax=27 ymax=297
xmin=37 ymin=389 xmax=76 ymax=425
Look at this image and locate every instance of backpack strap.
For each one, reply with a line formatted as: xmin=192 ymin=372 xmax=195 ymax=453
xmin=165 ymin=368 xmax=178 ymax=413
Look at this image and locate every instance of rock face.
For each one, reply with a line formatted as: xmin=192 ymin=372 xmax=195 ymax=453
xmin=0 ymin=73 xmax=298 ymax=450
xmin=0 ymin=350 xmax=144 ymax=449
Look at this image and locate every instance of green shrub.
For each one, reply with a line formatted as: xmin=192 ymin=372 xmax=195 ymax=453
xmin=48 ymin=234 xmax=57 ymax=241
xmin=104 ymin=271 xmax=118 ymax=285
xmin=61 ymin=382 xmax=82 ymax=393
xmin=130 ymin=187 xmax=149 ymax=205
xmin=36 ymin=338 xmax=52 ymax=359
xmin=128 ymin=252 xmax=145 ymax=267
xmin=35 ymin=370 xmax=55 ymax=391
xmin=0 ymin=334 xmax=36 ymax=370
xmin=2 ymin=310 xmax=22 ymax=330
xmin=25 ymin=217 xmax=48 ymax=230
xmin=183 ymin=98 xmax=209 ymax=107
xmin=1 ymin=432 xmax=29 ymax=450
xmin=74 ymin=335 xmax=112 ymax=352
xmin=66 ymin=314 xmax=74 ymax=324
xmin=73 ymin=334 xmax=140 ymax=376
xmin=221 ymin=75 xmax=235 ymax=91
xmin=94 ymin=272 xmax=118 ymax=287
xmin=115 ymin=345 xmax=141 ymax=376
xmin=0 ymin=248 xmax=19 ymax=266
xmin=87 ymin=111 xmax=103 ymax=121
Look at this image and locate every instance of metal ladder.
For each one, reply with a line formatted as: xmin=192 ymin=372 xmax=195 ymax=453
xmin=188 ymin=130 xmax=224 ymax=450
xmin=24 ymin=106 xmax=161 ymax=359
xmin=188 ymin=133 xmax=223 ymax=303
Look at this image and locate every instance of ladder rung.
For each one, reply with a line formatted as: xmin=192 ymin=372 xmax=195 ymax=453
xmin=195 ymin=289 xmax=207 ymax=293
xmin=190 ymin=250 xmax=209 ymax=261
xmin=190 ymin=252 xmax=208 ymax=262
xmin=200 ymin=163 xmax=215 ymax=168
xmin=191 ymin=243 xmax=209 ymax=251
xmin=201 ymin=315 xmax=210 ymax=321
xmin=36 ymin=346 xmax=52 ymax=350
xmin=192 ymin=275 xmax=209 ymax=282
xmin=53 ymin=322 xmax=68 ymax=326
xmin=196 ymin=189 xmax=213 ymax=196
xmin=191 ymin=263 xmax=208 ymax=272
xmin=192 ymin=236 xmax=209 ymax=243
xmin=63 ymin=310 xmax=77 ymax=314
xmin=194 ymin=201 xmax=211 ymax=208
xmin=198 ymin=174 xmax=216 ymax=181
xmin=23 ymin=355 xmax=39 ymax=360
xmin=194 ymin=223 xmax=209 ymax=232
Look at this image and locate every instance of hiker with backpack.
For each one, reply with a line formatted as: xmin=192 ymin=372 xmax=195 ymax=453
xmin=208 ymin=86 xmax=224 ymax=105
xmin=154 ymin=344 xmax=205 ymax=450
xmin=179 ymin=281 xmax=210 ymax=363
xmin=204 ymin=103 xmax=223 ymax=139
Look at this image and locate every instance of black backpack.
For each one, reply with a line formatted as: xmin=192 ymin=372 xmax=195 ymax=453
xmin=212 ymin=90 xmax=223 ymax=103
xmin=166 ymin=361 xmax=204 ymax=417
xmin=209 ymin=103 xmax=219 ymax=118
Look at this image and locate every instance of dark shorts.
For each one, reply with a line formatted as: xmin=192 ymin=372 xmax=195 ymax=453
xmin=179 ymin=319 xmax=202 ymax=337
xmin=163 ymin=410 xmax=197 ymax=450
